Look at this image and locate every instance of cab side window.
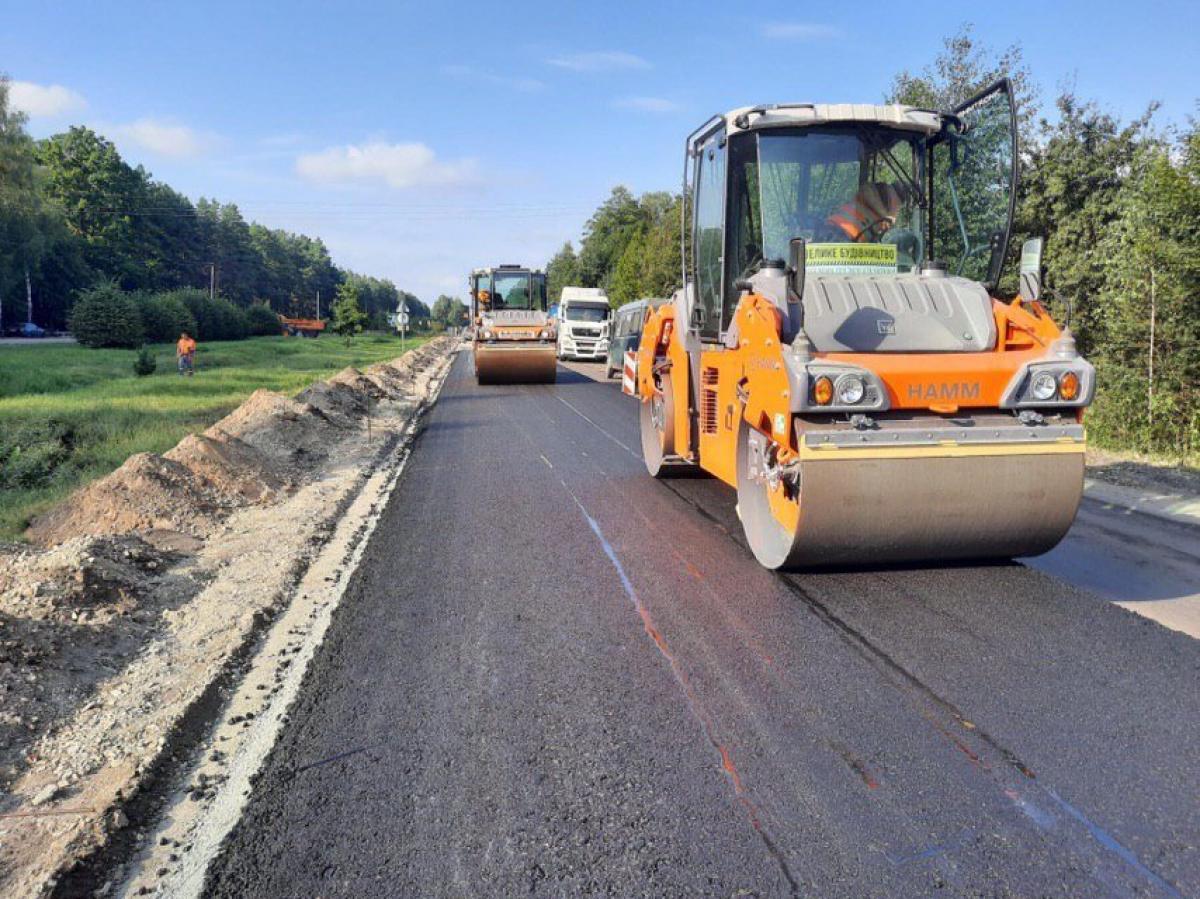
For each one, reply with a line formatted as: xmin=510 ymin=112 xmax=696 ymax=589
xmin=694 ymin=136 xmax=726 ymax=340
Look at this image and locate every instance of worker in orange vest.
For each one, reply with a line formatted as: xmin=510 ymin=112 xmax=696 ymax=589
xmin=176 ymin=331 xmax=197 ymax=376
xmin=827 ymin=182 xmax=906 ymax=243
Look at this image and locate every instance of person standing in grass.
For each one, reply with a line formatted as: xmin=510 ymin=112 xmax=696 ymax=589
xmin=176 ymin=331 xmax=197 ymax=376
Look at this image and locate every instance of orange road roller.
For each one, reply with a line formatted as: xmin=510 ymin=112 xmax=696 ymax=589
xmin=471 ymin=265 xmax=557 ymax=385
xmin=635 ymin=80 xmax=1095 ymax=568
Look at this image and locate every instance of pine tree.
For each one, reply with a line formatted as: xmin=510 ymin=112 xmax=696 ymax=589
xmin=330 ymin=281 xmax=367 ymax=343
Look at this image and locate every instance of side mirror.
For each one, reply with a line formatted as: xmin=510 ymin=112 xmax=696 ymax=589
xmin=1019 ymin=237 xmax=1044 ymax=302
xmin=787 ymin=238 xmax=806 ymax=304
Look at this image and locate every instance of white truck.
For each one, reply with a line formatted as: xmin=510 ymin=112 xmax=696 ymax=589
xmin=556 ymin=287 xmax=611 ymax=362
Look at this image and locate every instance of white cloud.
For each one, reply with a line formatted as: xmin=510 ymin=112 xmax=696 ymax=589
xmin=8 ymin=81 xmax=87 ymax=117
xmin=614 ymin=96 xmax=679 ymax=113
xmin=762 ymin=22 xmax=841 ymax=40
xmin=442 ymin=64 xmax=545 ymax=92
xmin=295 ymin=141 xmax=478 ymax=189
xmin=546 ymin=51 xmax=650 ymax=72
xmin=113 ymin=118 xmax=215 ymax=158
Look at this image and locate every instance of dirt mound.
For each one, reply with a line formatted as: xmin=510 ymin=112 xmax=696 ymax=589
xmin=1 ymin=534 xmax=171 ymax=620
xmin=329 ymin=366 xmax=388 ymax=399
xmin=0 ymin=534 xmax=188 ymax=793
xmin=165 ymin=433 xmax=288 ymax=503
xmin=362 ymin=361 xmax=413 ymax=395
xmin=26 ymin=453 xmax=227 ymax=547
xmin=295 ymin=379 xmax=370 ymax=421
xmin=207 ymin=389 xmax=341 ymax=471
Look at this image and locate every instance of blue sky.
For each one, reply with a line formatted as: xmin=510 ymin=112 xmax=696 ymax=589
xmin=3 ymin=0 xmax=1196 ymax=302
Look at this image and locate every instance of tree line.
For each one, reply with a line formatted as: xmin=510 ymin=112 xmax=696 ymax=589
xmin=546 ymin=27 xmax=1198 ymax=459
xmin=0 ymin=77 xmax=430 ymax=334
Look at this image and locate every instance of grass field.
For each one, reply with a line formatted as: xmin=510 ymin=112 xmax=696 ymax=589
xmin=0 ymin=333 xmax=430 ymax=540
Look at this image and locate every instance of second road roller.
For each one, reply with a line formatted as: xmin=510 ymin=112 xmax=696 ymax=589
xmin=471 ymin=265 xmax=557 ymax=384
xmin=635 ymin=79 xmax=1096 ymax=568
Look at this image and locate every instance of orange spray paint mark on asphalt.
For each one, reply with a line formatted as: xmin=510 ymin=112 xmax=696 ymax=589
xmin=562 ymin=478 xmax=799 ymax=896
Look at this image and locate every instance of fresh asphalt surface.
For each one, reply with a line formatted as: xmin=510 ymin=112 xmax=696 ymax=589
xmin=205 ymin=350 xmax=1200 ymax=898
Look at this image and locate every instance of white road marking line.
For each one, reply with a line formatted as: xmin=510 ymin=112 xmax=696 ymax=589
xmin=553 ymin=394 xmax=639 ymax=459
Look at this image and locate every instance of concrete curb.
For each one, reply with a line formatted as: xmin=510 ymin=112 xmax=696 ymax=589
xmin=1083 ymin=477 xmax=1200 ymax=528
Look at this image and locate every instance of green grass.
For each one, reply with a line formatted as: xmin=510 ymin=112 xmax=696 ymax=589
xmin=0 ymin=333 xmax=429 ymax=540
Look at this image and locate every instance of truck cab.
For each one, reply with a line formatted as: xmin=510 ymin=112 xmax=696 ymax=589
xmin=556 ymin=287 xmax=611 ymax=362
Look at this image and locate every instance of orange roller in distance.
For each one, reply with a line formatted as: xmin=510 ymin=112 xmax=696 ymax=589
xmin=469 ymin=265 xmax=557 ymax=385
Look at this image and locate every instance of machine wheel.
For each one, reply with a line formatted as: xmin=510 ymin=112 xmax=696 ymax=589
xmin=640 ymin=372 xmax=679 ymax=478
xmin=736 ymin=421 xmax=803 ymax=569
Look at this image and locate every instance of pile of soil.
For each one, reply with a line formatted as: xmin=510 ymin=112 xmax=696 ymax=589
xmin=205 ymin=390 xmax=342 ymax=473
xmin=294 ymin=379 xmax=371 ymax=422
xmin=0 ymin=535 xmax=192 ymax=792
xmin=165 ymin=433 xmax=288 ymax=504
xmin=25 ymin=454 xmax=229 ymax=547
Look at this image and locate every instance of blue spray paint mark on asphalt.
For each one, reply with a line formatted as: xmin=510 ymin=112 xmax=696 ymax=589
xmin=1044 ymin=788 xmax=1180 ymax=898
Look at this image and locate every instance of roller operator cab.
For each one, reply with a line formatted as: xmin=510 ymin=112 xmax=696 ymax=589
xmin=471 ymin=265 xmax=557 ymax=384
xmin=636 ymin=80 xmax=1096 ymax=569
xmin=557 ymin=287 xmax=612 ymax=362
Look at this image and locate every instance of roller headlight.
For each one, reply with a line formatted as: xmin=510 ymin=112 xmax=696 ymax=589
xmin=796 ymin=364 xmax=887 ymax=412
xmin=1030 ymin=371 xmax=1058 ymax=401
xmin=836 ymin=374 xmax=865 ymax=405
xmin=482 ymin=329 xmax=493 ymax=340
xmin=1001 ymin=359 xmax=1095 ymax=409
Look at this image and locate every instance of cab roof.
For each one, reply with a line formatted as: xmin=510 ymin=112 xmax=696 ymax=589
xmin=719 ymin=103 xmax=944 ymax=137
xmin=471 ymin=266 xmax=545 ymax=276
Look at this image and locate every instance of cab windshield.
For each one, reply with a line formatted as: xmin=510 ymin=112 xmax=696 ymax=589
xmin=492 ymin=272 xmax=543 ymax=311
xmin=565 ymin=306 xmax=609 ymax=322
xmin=727 ymin=126 xmax=928 ymax=282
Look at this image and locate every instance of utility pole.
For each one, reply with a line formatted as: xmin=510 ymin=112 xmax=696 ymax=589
xmin=316 ymin=289 xmax=321 ymax=320
xmin=207 ymin=263 xmax=216 ymax=300
xmin=25 ymin=267 xmax=33 ymax=324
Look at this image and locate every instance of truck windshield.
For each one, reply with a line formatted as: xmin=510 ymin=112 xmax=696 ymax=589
xmin=493 ymin=272 xmax=537 ymax=310
xmin=565 ymin=306 xmax=609 ymax=322
xmin=727 ymin=127 xmax=928 ymax=282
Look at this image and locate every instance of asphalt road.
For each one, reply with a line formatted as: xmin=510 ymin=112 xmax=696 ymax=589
xmin=204 ymin=351 xmax=1200 ymax=898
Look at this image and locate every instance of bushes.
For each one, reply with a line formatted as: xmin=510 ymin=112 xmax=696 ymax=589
xmin=68 ymin=285 xmax=270 ymax=349
xmin=135 ymin=291 xmax=197 ymax=343
xmin=211 ymin=300 xmax=250 ymax=341
xmin=133 ymin=346 xmax=157 ymax=376
xmin=0 ymin=419 xmax=77 ymax=490
xmin=245 ymin=303 xmax=281 ymax=336
xmin=164 ymin=289 xmax=251 ymax=341
xmin=69 ymin=283 xmax=144 ymax=348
